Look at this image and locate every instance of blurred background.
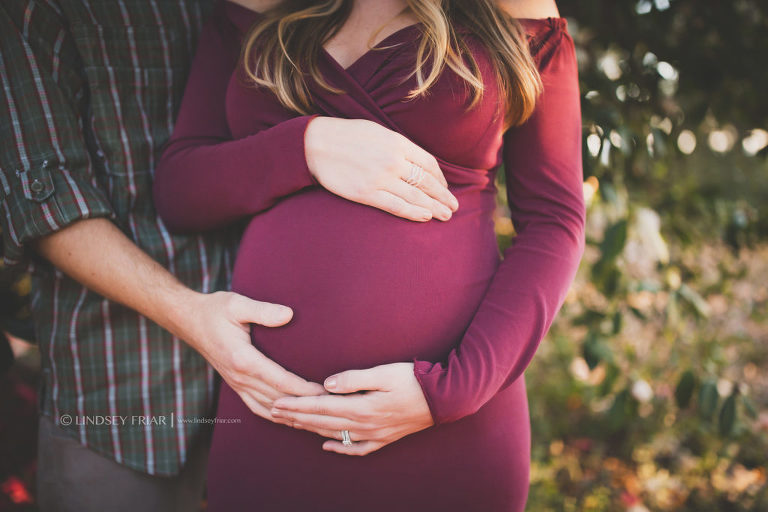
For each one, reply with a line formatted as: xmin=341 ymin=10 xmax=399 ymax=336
xmin=2 ymin=0 xmax=767 ymax=510
xmin=513 ymin=1 xmax=768 ymax=510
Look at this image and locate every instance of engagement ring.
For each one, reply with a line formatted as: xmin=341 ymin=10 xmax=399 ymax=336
xmin=405 ymin=162 xmax=425 ymax=187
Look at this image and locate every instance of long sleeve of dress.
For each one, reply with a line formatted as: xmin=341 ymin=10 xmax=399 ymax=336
xmin=412 ymin=19 xmax=586 ymax=425
xmin=153 ymin=4 xmax=318 ymax=232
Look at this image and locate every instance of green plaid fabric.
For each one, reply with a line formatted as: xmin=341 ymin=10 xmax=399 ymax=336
xmin=0 ymin=0 xmax=241 ymax=476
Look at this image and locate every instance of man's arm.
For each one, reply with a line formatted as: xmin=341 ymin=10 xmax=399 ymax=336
xmin=0 ymin=1 xmax=324 ymax=420
xmin=35 ymin=219 xmax=325 ymax=418
xmin=0 ymin=1 xmax=114 ymax=266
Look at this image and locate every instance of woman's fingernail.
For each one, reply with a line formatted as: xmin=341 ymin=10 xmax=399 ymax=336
xmin=450 ymin=196 xmax=459 ymax=210
xmin=271 ymin=408 xmax=282 ymax=417
xmin=325 ymin=376 xmax=337 ymax=390
xmin=440 ymin=206 xmax=452 ymax=220
xmin=274 ymin=306 xmax=293 ymax=322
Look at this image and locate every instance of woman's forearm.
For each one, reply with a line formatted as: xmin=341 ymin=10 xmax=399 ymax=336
xmin=152 ymin=12 xmax=323 ymax=232
xmin=154 ymin=114 xmax=319 ymax=232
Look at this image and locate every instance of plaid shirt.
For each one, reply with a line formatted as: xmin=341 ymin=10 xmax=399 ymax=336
xmin=0 ymin=0 xmax=241 ymax=476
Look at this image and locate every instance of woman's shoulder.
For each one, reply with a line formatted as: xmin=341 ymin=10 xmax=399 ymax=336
xmin=517 ymin=16 xmax=569 ymax=49
xmin=495 ymin=0 xmax=568 ymax=59
xmin=496 ymin=0 xmax=560 ymax=19
xmin=455 ymin=18 xmax=568 ymax=73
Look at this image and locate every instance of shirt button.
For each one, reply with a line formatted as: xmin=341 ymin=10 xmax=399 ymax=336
xmin=30 ymin=179 xmax=45 ymax=194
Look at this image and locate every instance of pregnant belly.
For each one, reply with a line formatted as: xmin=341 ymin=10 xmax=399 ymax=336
xmin=231 ymin=187 xmax=500 ymax=382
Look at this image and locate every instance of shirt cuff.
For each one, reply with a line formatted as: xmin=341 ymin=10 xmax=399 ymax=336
xmin=1 ymin=160 xmax=115 ymax=267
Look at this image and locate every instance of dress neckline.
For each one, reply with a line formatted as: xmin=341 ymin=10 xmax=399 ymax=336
xmin=223 ymin=1 xmax=422 ymax=74
xmin=321 ymin=22 xmax=422 ymax=73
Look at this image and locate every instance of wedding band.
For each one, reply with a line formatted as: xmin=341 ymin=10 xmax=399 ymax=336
xmin=405 ymin=162 xmax=425 ymax=188
xmin=341 ymin=430 xmax=353 ymax=446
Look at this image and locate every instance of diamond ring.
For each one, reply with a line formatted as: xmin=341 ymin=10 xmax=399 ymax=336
xmin=405 ymin=162 xmax=425 ymax=188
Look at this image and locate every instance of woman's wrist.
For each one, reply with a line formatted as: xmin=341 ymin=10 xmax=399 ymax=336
xmin=303 ymin=115 xmax=330 ymax=180
xmin=412 ymin=358 xmax=442 ymax=426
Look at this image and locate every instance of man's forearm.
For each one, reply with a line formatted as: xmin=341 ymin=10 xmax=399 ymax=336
xmin=34 ymin=218 xmax=201 ymax=344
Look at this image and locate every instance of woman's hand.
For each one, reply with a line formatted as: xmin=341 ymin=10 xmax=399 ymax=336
xmin=305 ymin=117 xmax=459 ymax=222
xmin=270 ymin=362 xmax=434 ymax=455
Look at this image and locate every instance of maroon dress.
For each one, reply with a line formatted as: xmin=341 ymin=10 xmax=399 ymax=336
xmin=154 ymin=2 xmax=584 ymax=510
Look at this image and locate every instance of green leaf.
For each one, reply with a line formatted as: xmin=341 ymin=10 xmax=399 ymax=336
xmin=719 ymin=393 xmax=737 ymax=436
xmin=666 ymin=291 xmax=680 ymax=326
xmin=611 ymin=311 xmax=623 ymax=335
xmin=583 ymin=332 xmax=613 ymax=370
xmin=593 ymin=265 xmax=622 ymax=297
xmin=600 ymin=220 xmax=628 ymax=263
xmin=678 ymin=283 xmax=712 ymax=318
xmin=607 ymin=389 xmax=637 ymax=432
xmin=698 ymin=379 xmax=719 ymax=419
xmin=598 ymin=363 xmax=620 ymax=397
xmin=600 ymin=182 xmax=619 ymax=205
xmin=617 ymin=127 xmax=634 ymax=156
xmin=572 ymin=309 xmax=607 ymax=327
xmin=674 ymin=370 xmax=696 ymax=409
xmin=591 ymin=220 xmax=628 ymax=295
xmin=742 ymin=396 xmax=758 ymax=420
xmin=637 ymin=280 xmax=662 ymax=292
xmin=651 ymin=127 xmax=667 ymax=157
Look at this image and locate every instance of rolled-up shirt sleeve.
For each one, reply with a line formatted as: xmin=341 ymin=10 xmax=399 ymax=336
xmin=0 ymin=2 xmax=114 ymax=267
xmin=412 ymin=18 xmax=586 ymax=425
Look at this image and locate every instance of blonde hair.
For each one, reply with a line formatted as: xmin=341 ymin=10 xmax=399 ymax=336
xmin=241 ymin=0 xmax=542 ymax=128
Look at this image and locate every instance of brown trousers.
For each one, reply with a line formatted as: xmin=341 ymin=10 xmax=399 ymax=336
xmin=36 ymin=415 xmax=210 ymax=512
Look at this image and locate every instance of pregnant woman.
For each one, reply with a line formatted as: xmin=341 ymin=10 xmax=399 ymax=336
xmin=154 ymin=0 xmax=584 ymax=509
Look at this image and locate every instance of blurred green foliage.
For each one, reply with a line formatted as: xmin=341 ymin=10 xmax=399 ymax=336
xmin=503 ymin=1 xmax=768 ymax=510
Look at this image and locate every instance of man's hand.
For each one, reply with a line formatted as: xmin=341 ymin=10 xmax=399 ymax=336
xmin=305 ymin=117 xmax=459 ymax=222
xmin=34 ymin=218 xmax=326 ymax=424
xmin=179 ymin=291 xmax=327 ymax=419
xmin=270 ymin=362 xmax=434 ymax=455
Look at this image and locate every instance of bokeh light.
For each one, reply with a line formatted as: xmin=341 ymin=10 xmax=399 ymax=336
xmin=742 ymin=128 xmax=768 ymax=156
xmin=676 ymin=130 xmax=697 ymax=154
xmin=707 ymin=127 xmax=737 ymax=153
